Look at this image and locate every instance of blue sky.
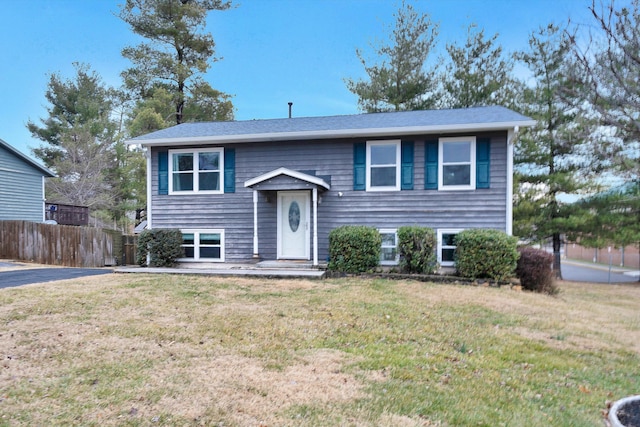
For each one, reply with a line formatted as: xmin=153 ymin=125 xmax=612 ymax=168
xmin=2 ymin=0 xmax=596 ymax=161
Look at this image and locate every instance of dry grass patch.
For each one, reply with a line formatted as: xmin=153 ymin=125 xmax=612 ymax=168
xmin=1 ymin=274 xmax=639 ymax=426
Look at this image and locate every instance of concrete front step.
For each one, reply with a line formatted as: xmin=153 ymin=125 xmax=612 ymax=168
xmin=256 ymin=260 xmax=326 ymax=270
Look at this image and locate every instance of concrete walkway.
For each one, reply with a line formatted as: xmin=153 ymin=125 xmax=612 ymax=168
xmin=115 ymin=263 xmax=326 ymax=279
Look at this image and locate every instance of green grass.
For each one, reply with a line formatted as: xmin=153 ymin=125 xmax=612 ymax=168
xmin=0 ymin=274 xmax=638 ymax=426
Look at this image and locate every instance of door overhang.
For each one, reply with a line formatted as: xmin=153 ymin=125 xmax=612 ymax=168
xmin=244 ymin=167 xmax=330 ymax=192
xmin=245 ymin=168 xmax=328 ymax=266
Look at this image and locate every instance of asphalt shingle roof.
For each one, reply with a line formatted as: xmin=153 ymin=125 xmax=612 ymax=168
xmin=129 ymin=106 xmax=534 ymax=144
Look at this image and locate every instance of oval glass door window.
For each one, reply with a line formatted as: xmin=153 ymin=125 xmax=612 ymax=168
xmin=288 ymin=201 xmax=300 ymax=232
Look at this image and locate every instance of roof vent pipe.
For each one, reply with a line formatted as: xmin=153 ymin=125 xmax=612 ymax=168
xmin=288 ymin=102 xmax=293 ymax=118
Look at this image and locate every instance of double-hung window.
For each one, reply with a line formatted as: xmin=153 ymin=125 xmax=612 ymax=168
xmin=367 ymin=140 xmax=401 ymax=191
xmin=169 ymin=148 xmax=223 ymax=194
xmin=438 ymin=229 xmax=463 ymax=267
xmin=379 ymin=229 xmax=399 ymax=265
xmin=180 ymin=229 xmax=225 ymax=262
xmin=439 ymin=137 xmax=476 ymax=190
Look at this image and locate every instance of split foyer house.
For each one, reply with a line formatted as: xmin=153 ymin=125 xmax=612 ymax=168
xmin=128 ymin=106 xmax=534 ymax=267
xmin=0 ymin=138 xmax=55 ymax=222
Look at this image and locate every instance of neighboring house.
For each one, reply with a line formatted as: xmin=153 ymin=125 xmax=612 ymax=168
xmin=0 ymin=138 xmax=55 ymax=222
xmin=128 ymin=106 xmax=534 ymax=267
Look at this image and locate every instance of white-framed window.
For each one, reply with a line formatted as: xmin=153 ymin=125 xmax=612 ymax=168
xmin=439 ymin=137 xmax=476 ymax=190
xmin=379 ymin=228 xmax=399 ymax=265
xmin=180 ymin=229 xmax=225 ymax=262
xmin=437 ymin=229 xmax=463 ymax=267
xmin=169 ymin=148 xmax=224 ymax=194
xmin=366 ymin=140 xmax=401 ymax=191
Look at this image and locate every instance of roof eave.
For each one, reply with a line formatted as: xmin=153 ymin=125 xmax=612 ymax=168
xmin=126 ymin=120 xmax=537 ymax=147
xmin=245 ymin=167 xmax=331 ymax=190
xmin=0 ymin=138 xmax=56 ymax=177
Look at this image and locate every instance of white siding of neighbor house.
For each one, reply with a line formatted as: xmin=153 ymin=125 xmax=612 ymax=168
xmin=0 ymin=145 xmax=48 ymax=222
xmin=149 ymin=131 xmax=509 ymax=262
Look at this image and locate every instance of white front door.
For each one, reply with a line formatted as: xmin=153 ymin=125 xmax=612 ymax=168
xmin=277 ymin=191 xmax=310 ymax=259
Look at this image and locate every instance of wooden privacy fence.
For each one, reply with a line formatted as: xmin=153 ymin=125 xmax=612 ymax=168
xmin=0 ymin=220 xmax=114 ymax=267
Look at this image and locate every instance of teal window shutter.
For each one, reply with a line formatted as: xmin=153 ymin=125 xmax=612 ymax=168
xmin=158 ymin=151 xmax=168 ymax=195
xmin=476 ymin=139 xmax=490 ymax=189
xmin=424 ymin=140 xmax=438 ymax=189
xmin=401 ymin=141 xmax=414 ymax=190
xmin=224 ymin=148 xmax=235 ymax=193
xmin=353 ymin=142 xmax=366 ymax=191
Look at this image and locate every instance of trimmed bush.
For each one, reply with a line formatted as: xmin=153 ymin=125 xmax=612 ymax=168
xmin=397 ymin=226 xmax=438 ymax=274
xmin=455 ymin=229 xmax=519 ymax=282
xmin=137 ymin=228 xmax=184 ymax=267
xmin=516 ymin=247 xmax=557 ymax=294
xmin=328 ymin=225 xmax=381 ymax=273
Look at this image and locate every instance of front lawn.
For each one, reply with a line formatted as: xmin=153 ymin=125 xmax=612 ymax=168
xmin=1 ymin=274 xmax=638 ymax=426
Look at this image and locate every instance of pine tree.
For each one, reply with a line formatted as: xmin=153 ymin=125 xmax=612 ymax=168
xmin=514 ymin=25 xmax=598 ymax=279
xmin=27 ymin=64 xmax=118 ymax=210
xmin=119 ymin=0 xmax=234 ymax=127
xmin=441 ymin=24 xmax=520 ymax=109
xmin=345 ymin=1 xmax=440 ymax=112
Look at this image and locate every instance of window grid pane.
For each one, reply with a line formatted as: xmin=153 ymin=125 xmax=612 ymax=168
xmin=173 ymin=173 xmax=194 ymax=191
xmin=199 ymin=172 xmax=220 ymax=191
xmin=442 ymin=248 xmax=455 ymax=262
xmin=443 ymin=141 xmax=471 ymax=163
xmin=200 ymin=247 xmax=221 ymax=259
xmin=371 ymin=166 xmax=397 ymax=187
xmin=443 ymin=165 xmax=470 ymax=186
xmin=371 ymin=145 xmax=397 ymax=165
xmin=199 ymin=152 xmax=219 ymax=171
xmin=174 ymin=153 xmax=194 ymax=171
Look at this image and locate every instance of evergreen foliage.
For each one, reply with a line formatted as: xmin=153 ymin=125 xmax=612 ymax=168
xmin=345 ymin=0 xmax=440 ymax=112
xmin=441 ymin=24 xmax=520 ymax=109
xmin=397 ymin=226 xmax=438 ymax=274
xmin=513 ymin=24 xmax=595 ymax=279
xmin=328 ymin=226 xmax=381 ymax=273
xmin=118 ymin=0 xmax=234 ymax=129
xmin=455 ymin=229 xmax=519 ymax=282
xmin=27 ymin=64 xmax=146 ymax=229
xmin=137 ymin=228 xmax=185 ymax=267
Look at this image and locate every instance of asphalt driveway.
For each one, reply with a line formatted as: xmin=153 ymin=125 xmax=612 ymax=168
xmin=0 ymin=263 xmax=113 ymax=289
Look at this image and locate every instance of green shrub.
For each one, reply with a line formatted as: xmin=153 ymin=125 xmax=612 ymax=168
xmin=516 ymin=247 xmax=557 ymax=294
xmin=328 ymin=225 xmax=381 ymax=273
xmin=397 ymin=226 xmax=438 ymax=274
xmin=455 ymin=229 xmax=518 ymax=282
xmin=136 ymin=229 xmax=184 ymax=267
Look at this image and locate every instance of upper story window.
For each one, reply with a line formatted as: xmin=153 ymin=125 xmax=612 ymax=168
xmin=367 ymin=140 xmax=401 ymax=191
xmin=439 ymin=137 xmax=476 ymax=190
xmin=169 ymin=148 xmax=223 ymax=194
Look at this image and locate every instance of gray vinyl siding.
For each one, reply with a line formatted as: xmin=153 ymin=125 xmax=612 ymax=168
xmin=0 ymin=145 xmax=46 ymax=222
xmin=150 ymin=131 xmax=509 ymax=262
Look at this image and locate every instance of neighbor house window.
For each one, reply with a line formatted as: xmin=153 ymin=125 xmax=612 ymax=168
xmin=169 ymin=148 xmax=224 ymax=194
xmin=438 ymin=229 xmax=463 ymax=267
xmin=367 ymin=140 xmax=401 ymax=191
xmin=439 ymin=137 xmax=476 ymax=190
xmin=180 ymin=229 xmax=225 ymax=262
xmin=379 ymin=229 xmax=399 ymax=265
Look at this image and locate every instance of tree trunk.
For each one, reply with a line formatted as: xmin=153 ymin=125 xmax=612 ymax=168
xmin=552 ymin=232 xmax=562 ymax=280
